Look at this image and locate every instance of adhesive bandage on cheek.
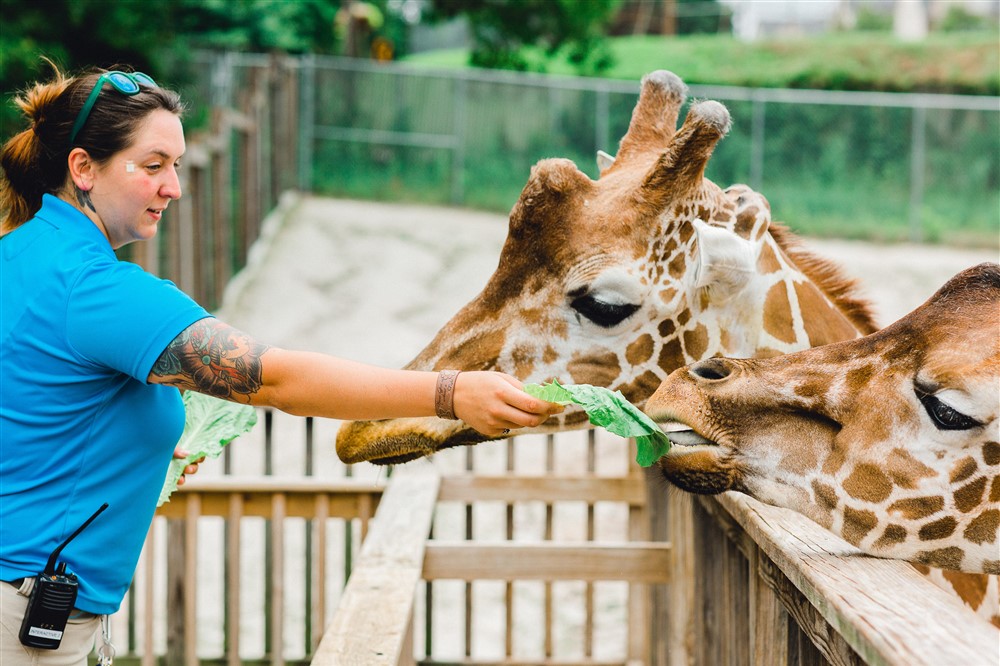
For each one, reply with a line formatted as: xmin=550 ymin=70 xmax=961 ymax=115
xmin=125 ymin=161 xmax=136 ymax=173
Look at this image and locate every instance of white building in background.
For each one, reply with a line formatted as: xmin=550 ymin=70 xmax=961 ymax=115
xmin=720 ymin=0 xmax=999 ymax=41
xmin=721 ymin=0 xmax=840 ymax=40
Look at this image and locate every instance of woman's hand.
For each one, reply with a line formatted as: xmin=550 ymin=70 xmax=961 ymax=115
xmin=451 ymin=371 xmax=564 ymax=438
xmin=173 ymin=448 xmax=206 ymax=486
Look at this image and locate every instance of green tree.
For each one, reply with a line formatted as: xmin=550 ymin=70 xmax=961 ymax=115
xmin=0 ymin=0 xmax=360 ymax=140
xmin=427 ymin=0 xmax=622 ymax=74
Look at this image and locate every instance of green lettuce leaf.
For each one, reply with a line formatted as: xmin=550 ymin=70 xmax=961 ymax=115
xmin=157 ymin=392 xmax=258 ymax=506
xmin=524 ymin=380 xmax=671 ymax=467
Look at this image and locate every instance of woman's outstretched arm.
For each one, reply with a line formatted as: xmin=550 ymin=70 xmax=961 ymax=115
xmin=148 ymin=318 xmax=560 ymax=437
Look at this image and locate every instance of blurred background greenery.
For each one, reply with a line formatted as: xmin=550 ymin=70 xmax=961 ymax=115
xmin=2 ymin=0 xmax=998 ymax=246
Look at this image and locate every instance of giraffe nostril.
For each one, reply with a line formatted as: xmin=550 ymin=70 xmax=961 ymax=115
xmin=689 ymin=358 xmax=732 ymax=381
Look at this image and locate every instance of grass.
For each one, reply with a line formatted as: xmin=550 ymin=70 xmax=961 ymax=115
xmin=403 ymin=32 xmax=1000 ymax=95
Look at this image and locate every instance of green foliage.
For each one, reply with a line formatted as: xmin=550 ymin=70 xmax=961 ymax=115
xmin=676 ymin=0 xmax=729 ymax=35
xmin=939 ymin=5 xmax=999 ymax=33
xmin=524 ymin=380 xmax=671 ymax=467
xmin=168 ymin=0 xmax=341 ymax=53
xmin=0 ymin=0 xmax=357 ymax=140
xmin=158 ymin=391 xmax=257 ymax=506
xmin=854 ymin=7 xmax=892 ymax=32
xmin=426 ymin=0 xmax=621 ymax=75
xmin=405 ymin=32 xmax=1000 ymax=95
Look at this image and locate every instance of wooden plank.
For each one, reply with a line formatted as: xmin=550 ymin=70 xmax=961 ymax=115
xmin=422 ymin=542 xmax=672 ymax=583
xmin=226 ymin=494 xmax=243 ymax=666
xmin=711 ymin=493 xmax=999 ymax=666
xmin=757 ymin=554 xmax=864 ymax=666
xmin=164 ymin=477 xmax=386 ymax=494
xmin=155 ymin=478 xmax=384 ymax=520
xmin=313 ymin=465 xmax=440 ymax=666
xmin=160 ymin=492 xmax=380 ymax=520
xmin=270 ymin=493 xmax=286 ymax=666
xmin=665 ymin=485 xmax=695 ymax=666
xmin=417 ymin=657 xmax=636 ymax=666
xmin=184 ymin=495 xmax=200 ymax=666
xmin=142 ymin=524 xmax=155 ymax=666
xmin=749 ymin=548 xmax=789 ymax=666
xmin=312 ymin=494 xmax=329 ymax=653
xmin=626 ymin=457 xmax=650 ymax=664
xmin=438 ymin=475 xmax=645 ymax=505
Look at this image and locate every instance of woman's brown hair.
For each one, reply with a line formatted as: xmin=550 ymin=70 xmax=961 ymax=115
xmin=0 ymin=59 xmax=184 ymax=232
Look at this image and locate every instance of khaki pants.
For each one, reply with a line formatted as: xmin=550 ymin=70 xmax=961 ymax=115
xmin=0 ymin=581 xmax=99 ymax=666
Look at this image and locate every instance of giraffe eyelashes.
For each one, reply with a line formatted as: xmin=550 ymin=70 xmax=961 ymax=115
xmin=917 ymin=391 xmax=982 ymax=431
xmin=569 ymin=293 xmax=640 ymax=328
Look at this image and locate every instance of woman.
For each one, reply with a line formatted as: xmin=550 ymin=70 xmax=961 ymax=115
xmin=0 ymin=63 xmax=561 ymax=662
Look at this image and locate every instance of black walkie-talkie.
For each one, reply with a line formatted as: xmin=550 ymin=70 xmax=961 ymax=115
xmin=18 ymin=503 xmax=109 ymax=649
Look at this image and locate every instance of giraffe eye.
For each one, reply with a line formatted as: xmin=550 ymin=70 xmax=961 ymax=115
xmin=570 ymin=293 xmax=640 ymax=328
xmin=918 ymin=392 xmax=981 ymax=431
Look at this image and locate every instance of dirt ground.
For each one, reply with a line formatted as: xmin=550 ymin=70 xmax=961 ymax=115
xmin=180 ymin=194 xmax=996 ymax=660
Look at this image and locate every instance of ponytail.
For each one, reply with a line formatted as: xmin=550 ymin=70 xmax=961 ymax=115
xmin=1 ymin=63 xmax=72 ymax=232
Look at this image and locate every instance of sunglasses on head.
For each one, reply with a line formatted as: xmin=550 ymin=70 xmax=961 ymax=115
xmin=69 ymin=71 xmax=158 ymax=145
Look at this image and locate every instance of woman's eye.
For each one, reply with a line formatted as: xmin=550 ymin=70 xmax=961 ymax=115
xmin=919 ymin=393 xmax=981 ymax=431
xmin=570 ymin=293 xmax=639 ymax=328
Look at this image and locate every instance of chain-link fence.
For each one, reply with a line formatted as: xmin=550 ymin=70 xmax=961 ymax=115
xmin=182 ymin=52 xmax=998 ymax=247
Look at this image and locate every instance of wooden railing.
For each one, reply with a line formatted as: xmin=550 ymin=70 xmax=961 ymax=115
xmin=116 ymin=477 xmax=383 ymax=666
xmin=664 ymin=492 xmax=998 ymax=666
xmin=322 ymin=457 xmax=999 ymax=666
xmin=314 ymin=464 xmax=671 ymax=666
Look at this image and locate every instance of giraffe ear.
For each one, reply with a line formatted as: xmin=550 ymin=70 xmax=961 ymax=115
xmin=596 ymin=150 xmax=615 ymax=174
xmin=693 ymin=219 xmax=758 ymax=298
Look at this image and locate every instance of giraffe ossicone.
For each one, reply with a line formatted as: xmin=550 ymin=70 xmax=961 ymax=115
xmin=645 ymin=262 xmax=1000 ymax=577
xmin=336 ymin=70 xmax=877 ymax=466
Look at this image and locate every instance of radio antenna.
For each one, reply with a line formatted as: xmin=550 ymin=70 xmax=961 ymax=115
xmin=44 ymin=503 xmax=109 ymax=574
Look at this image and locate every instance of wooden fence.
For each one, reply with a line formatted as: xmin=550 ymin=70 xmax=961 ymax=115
xmin=109 ymin=414 xmax=998 ymax=665
xmin=319 ymin=458 xmax=999 ymax=666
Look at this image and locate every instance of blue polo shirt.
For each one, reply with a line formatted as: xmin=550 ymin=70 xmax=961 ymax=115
xmin=0 ymin=194 xmax=211 ymax=614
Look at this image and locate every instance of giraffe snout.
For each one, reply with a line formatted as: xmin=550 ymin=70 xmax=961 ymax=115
xmin=688 ymin=357 xmax=734 ymax=382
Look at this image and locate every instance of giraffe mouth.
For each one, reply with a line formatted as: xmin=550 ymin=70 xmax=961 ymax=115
xmin=659 ymin=421 xmax=717 ymax=447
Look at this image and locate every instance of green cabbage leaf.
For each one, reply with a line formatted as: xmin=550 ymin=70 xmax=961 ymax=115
xmin=524 ymin=380 xmax=671 ymax=467
xmin=157 ymin=391 xmax=258 ymax=506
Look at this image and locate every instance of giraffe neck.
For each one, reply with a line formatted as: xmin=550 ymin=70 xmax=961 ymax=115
xmin=775 ymin=425 xmax=1000 ymax=575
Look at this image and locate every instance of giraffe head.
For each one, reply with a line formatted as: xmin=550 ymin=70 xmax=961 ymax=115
xmin=336 ymin=70 xmax=876 ymax=465
xmin=645 ymin=262 xmax=1000 ymax=574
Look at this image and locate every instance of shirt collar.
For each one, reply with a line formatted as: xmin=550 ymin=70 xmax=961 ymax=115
xmin=37 ymin=194 xmax=113 ymax=252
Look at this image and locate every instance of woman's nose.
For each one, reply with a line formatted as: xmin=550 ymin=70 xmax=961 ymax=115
xmin=161 ymin=169 xmax=182 ymax=199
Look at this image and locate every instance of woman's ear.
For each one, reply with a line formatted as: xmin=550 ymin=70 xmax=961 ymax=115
xmin=67 ymin=148 xmax=94 ymax=191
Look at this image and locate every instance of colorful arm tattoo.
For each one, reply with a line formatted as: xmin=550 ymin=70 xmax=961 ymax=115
xmin=151 ymin=319 xmax=270 ymax=402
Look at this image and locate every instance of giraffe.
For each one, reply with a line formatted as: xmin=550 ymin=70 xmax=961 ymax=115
xmin=643 ymin=262 xmax=1000 ymax=626
xmin=336 ymin=70 xmax=877 ymax=466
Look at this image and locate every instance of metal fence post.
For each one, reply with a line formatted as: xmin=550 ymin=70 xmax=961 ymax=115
xmin=751 ymin=94 xmax=766 ymax=192
xmin=451 ymin=76 xmax=468 ymax=205
xmin=299 ymin=53 xmax=316 ymax=193
xmin=596 ymin=85 xmax=610 ymax=157
xmin=909 ymin=105 xmax=927 ymax=243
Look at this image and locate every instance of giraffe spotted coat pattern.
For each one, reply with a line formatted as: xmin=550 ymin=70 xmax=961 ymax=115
xmin=645 ymin=263 xmax=1000 ymax=625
